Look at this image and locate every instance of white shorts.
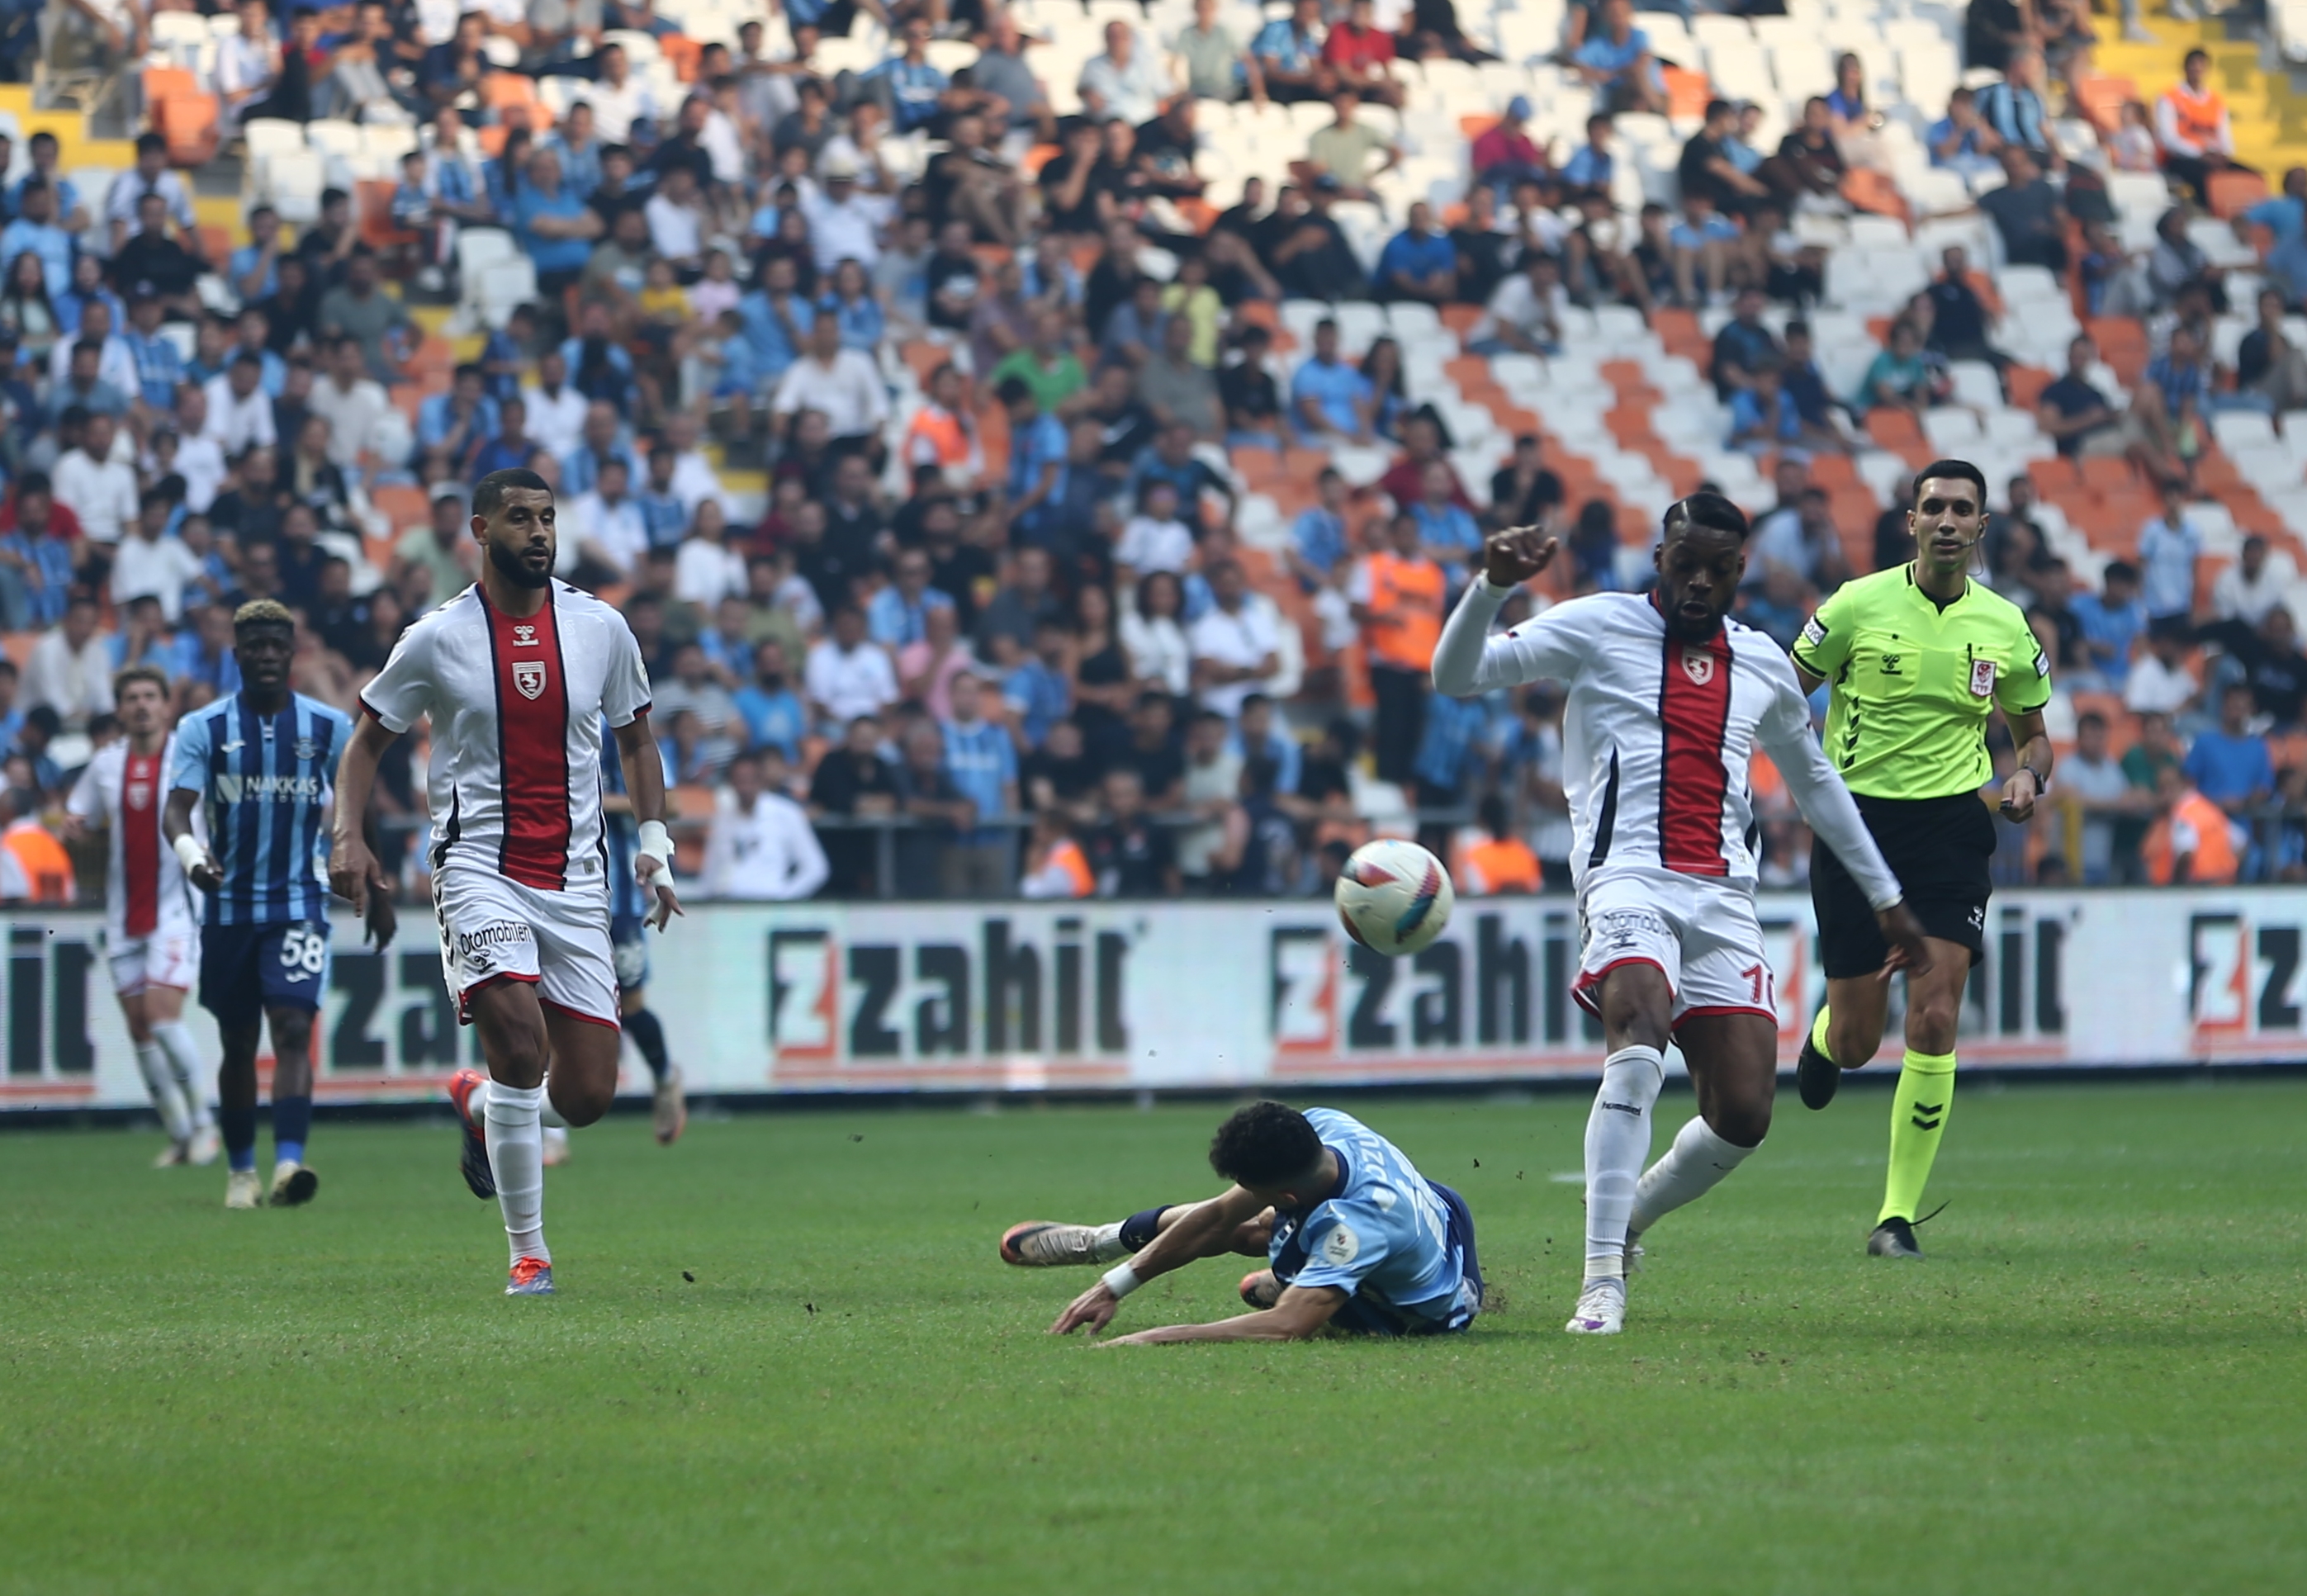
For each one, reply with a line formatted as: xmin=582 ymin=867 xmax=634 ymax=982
xmin=108 ymin=929 xmax=196 ymax=997
xmin=433 ymin=868 xmax=620 ymax=1031
xmin=1573 ymin=869 xmax=1776 ymax=1030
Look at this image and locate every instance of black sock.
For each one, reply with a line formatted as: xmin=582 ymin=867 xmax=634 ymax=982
xmin=626 ymin=1007 xmax=670 ymax=1084
xmin=1119 ymin=1206 xmax=1171 ymax=1251
xmin=220 ymin=1104 xmax=258 ymax=1172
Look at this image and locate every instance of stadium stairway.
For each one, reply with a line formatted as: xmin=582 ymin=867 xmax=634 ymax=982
xmin=2087 ymin=17 xmax=2307 ymax=208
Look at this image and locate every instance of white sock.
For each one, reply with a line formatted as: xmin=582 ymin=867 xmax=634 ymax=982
xmin=1584 ymin=1044 xmax=1665 ymax=1280
xmin=135 ymin=1040 xmax=192 ymax=1142
xmin=485 ymin=1082 xmax=549 ymax=1267
xmin=1632 ymin=1116 xmax=1760 ymax=1236
xmin=152 ymin=1022 xmax=212 ymax=1130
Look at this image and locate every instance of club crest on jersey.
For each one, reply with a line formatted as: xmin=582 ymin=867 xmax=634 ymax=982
xmin=293 ymin=738 xmax=316 ymax=761
xmin=126 ymin=781 xmax=150 ymax=810
xmin=514 ymin=624 xmax=540 ymax=647
xmin=1681 ymin=647 xmax=1714 ymax=686
xmin=513 ymin=661 xmax=548 ymax=701
xmin=1970 ymin=658 xmax=1997 ymax=697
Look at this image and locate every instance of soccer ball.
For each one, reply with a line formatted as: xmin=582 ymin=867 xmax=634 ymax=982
xmin=1334 ymin=840 xmax=1455 ymax=957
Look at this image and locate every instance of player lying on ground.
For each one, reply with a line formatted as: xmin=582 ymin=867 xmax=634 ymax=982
xmin=330 ymin=467 xmax=679 ymax=1298
xmin=1009 ymin=1101 xmax=1482 ymax=1345
xmin=163 ymin=602 xmax=397 ymax=1209
xmin=1433 ymin=500 xmax=1930 ymax=1335
xmin=1788 ymin=460 xmax=2054 ymax=1260
xmin=66 ymin=665 xmax=218 ymax=1168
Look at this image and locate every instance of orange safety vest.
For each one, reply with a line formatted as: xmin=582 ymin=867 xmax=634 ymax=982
xmin=1461 ymin=835 xmax=1541 ymax=896
xmin=1033 ymin=836 xmax=1095 ymax=897
xmin=2144 ymin=789 xmax=2239 ymax=884
xmin=906 ymin=405 xmax=972 ymax=468
xmin=2163 ymin=83 xmax=2227 ymax=150
xmin=3 ymin=818 xmax=76 ymax=904
xmin=1362 ymin=552 xmax=1445 ymax=672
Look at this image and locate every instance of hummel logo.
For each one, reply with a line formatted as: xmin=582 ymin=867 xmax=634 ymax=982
xmin=514 ymin=624 xmax=540 ymax=646
xmin=1880 ymin=652 xmax=1902 ymax=675
xmin=1602 ymin=1101 xmax=1642 ymax=1116
xmin=1911 ymin=1100 xmax=1945 ymax=1130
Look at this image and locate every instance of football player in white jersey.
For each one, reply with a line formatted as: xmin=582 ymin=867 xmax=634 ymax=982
xmin=329 ymin=468 xmax=681 ymax=1298
xmin=64 ymin=664 xmax=217 ymax=1168
xmin=1433 ymin=495 xmax=1931 ymax=1336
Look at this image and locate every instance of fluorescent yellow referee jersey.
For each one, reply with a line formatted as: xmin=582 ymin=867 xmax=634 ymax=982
xmin=1789 ymin=566 xmax=2052 ymax=801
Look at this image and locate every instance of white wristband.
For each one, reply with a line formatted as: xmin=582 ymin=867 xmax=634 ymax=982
xmin=173 ymin=834 xmax=207 ymax=876
xmin=637 ymin=819 xmax=672 ymax=867
xmin=1101 ymin=1263 xmax=1140 ymax=1299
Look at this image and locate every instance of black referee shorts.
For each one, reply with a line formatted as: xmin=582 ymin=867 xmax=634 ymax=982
xmin=1810 ymin=792 xmax=1995 ymax=980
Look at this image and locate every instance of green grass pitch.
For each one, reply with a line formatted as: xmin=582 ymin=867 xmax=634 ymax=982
xmin=3 ymin=1078 xmax=2304 ymax=1595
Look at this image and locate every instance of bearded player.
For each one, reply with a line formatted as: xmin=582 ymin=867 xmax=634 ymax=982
xmin=65 ymin=665 xmax=218 ymax=1168
xmin=1433 ymin=497 xmax=1931 ymax=1335
xmin=329 ymin=467 xmax=680 ymax=1298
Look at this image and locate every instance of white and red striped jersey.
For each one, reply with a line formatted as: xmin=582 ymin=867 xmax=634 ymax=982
xmin=359 ymin=581 xmax=652 ymax=898
xmin=1433 ymin=580 xmax=1904 ymax=907
xmin=68 ymin=737 xmax=198 ymax=944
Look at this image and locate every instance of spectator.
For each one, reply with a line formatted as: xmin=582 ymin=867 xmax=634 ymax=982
xmin=1376 ymin=201 xmax=1457 ymax=305
xmin=1188 ymin=558 xmax=1281 ymax=721
xmin=1975 ymin=45 xmax=2058 ymax=169
xmin=1708 ymin=287 xmax=1779 ymax=400
xmin=1136 ymin=313 xmax=1223 ymax=441
xmin=1003 ymin=618 xmax=1077 ymax=753
xmin=1250 ymin=0 xmax=1327 ymax=105
xmin=1457 ymin=792 xmax=1541 ymax=895
xmin=1321 ymin=0 xmax=1400 ymax=107
xmin=2058 ymin=710 xmax=2142 ymax=883
xmin=1470 ymin=97 xmax=1546 ymax=193
xmin=1469 ymin=253 xmax=1566 ymax=358
xmin=110 ymin=489 xmax=202 ymax=624
xmin=1088 ymin=767 xmax=1180 ymax=897
xmin=309 ymin=337 xmax=391 ymax=467
xmin=2125 ymin=622 xmax=2200 ymax=717
xmin=893 ymin=719 xmax=977 ymax=897
xmin=1923 ymin=245 xmax=2009 ymax=380
xmin=771 ymin=316 xmax=889 ymax=455
xmin=2137 ymin=483 xmax=2203 ymax=625
xmin=1409 ymin=462 xmax=1481 ymax=571
xmin=2157 ymin=48 xmax=2250 ymax=203
xmin=1289 ymin=467 xmax=1352 ymax=592
xmin=1078 ymin=21 xmax=1168 ymax=126
xmin=54 ymin=410 xmax=139 ymax=547
xmin=1352 ymin=512 xmax=1445 ymax=784
xmin=809 ymin=713 xmax=901 ymax=897
xmin=2244 ymin=608 xmax=2307 ymax=729
xmin=1978 ymin=146 xmax=2067 ymax=272
xmin=1300 ymin=90 xmax=1398 ymax=202
xmin=734 ymin=640 xmax=808 ymax=765
xmin=1268 ymin=178 xmax=1367 ymax=301
xmin=1122 ymin=570 xmax=1191 ymax=697
xmin=1558 ymin=114 xmax=1617 ymax=204
xmin=2184 ymin=683 xmax=2276 ymax=816
xmin=1727 ymin=360 xmax=1805 ymax=454
xmin=316 ymin=249 xmax=416 ymax=384
xmin=867 ymin=548 xmax=956 ymax=650
xmin=1172 ymin=0 xmax=1262 ymax=106
xmin=1852 ymin=317 xmax=1944 ymax=416
xmin=2070 ymin=561 xmax=2149 ymax=690
xmin=805 ymin=604 xmax=899 ymax=732
xmin=701 ymin=749 xmax=831 ymax=900
xmin=940 ymin=671 xmax=1021 ymax=897
xmin=1019 ymin=808 xmax=1096 ymax=898
xmin=2236 ymin=288 xmax=2307 ymax=413
xmin=1679 ymin=98 xmax=1767 ymax=217
xmin=22 ymin=591 xmax=114 ymax=730
xmin=1289 ymin=317 xmax=1374 ymax=444
xmin=1573 ymin=0 xmax=1664 ymax=117
xmin=2213 ymin=534 xmax=2288 ymax=629
xmin=1926 ymin=88 xmax=2003 ymax=182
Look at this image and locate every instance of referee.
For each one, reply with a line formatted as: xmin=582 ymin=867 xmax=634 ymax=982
xmin=1788 ymin=461 xmax=2054 ymax=1260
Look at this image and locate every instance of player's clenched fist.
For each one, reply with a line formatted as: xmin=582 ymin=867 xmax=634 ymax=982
xmin=1483 ymin=527 xmax=1560 ymax=588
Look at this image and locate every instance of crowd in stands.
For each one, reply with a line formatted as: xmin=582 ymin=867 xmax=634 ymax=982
xmin=0 ymin=0 xmax=2302 ymax=907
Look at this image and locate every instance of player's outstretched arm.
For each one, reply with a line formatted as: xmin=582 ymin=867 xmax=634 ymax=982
xmin=1049 ymin=1185 xmax=1267 ymax=1338
xmin=329 ymin=717 xmax=401 ymax=948
xmin=1098 ymin=1286 xmax=1349 ymax=1347
xmin=614 ymin=712 xmax=685 ymax=932
xmin=1756 ymin=671 xmax=1932 ymax=981
xmin=161 ymin=789 xmax=220 ymax=893
xmin=1431 ymin=529 xmax=1571 ymax=698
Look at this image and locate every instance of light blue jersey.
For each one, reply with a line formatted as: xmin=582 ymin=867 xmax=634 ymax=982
xmin=169 ymin=694 xmax=350 ymax=926
xmin=599 ymin=717 xmax=647 ymax=926
xmin=1269 ymin=1108 xmax=1479 ymax=1333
